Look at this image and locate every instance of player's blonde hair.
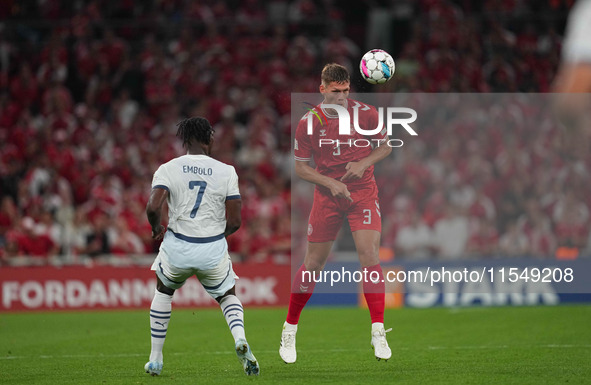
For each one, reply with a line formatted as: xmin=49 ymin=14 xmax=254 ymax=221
xmin=321 ymin=63 xmax=350 ymax=86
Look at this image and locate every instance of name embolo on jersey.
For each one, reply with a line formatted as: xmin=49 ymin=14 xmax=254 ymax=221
xmin=294 ymin=99 xmax=387 ymax=188
xmin=151 ymin=154 xmax=240 ymax=240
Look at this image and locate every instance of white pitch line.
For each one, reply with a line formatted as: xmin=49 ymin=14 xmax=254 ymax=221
xmin=426 ymin=344 xmax=591 ymax=350
xmin=1 ymin=345 xmax=590 ymax=360
xmin=427 ymin=345 xmax=511 ymax=350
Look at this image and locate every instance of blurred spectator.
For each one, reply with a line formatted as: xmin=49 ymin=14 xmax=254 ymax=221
xmin=113 ymin=89 xmax=139 ymax=130
xmin=269 ymin=214 xmax=291 ymax=264
xmin=83 ymin=212 xmax=111 ymax=257
xmin=66 ymin=207 xmax=94 ymax=256
xmin=527 ymin=216 xmax=557 ymax=259
xmin=0 ymin=196 xmax=18 ymax=246
xmin=433 ymin=204 xmax=470 ymax=260
xmin=465 ymin=218 xmax=499 ymax=258
xmin=498 ymin=222 xmax=530 ymax=257
xmin=468 ymin=188 xmax=497 ymax=222
xmin=0 ymin=0 xmax=581 ymax=264
xmin=394 ymin=212 xmax=433 ymax=260
xmin=552 ymin=191 xmax=589 ymax=249
xmin=110 ymin=217 xmax=144 ymax=255
xmin=10 ymin=64 xmax=39 ymax=111
xmin=36 ymin=209 xmax=63 ymax=249
xmin=517 ymin=199 xmax=556 ymax=258
xmin=16 ymin=217 xmax=59 ymax=261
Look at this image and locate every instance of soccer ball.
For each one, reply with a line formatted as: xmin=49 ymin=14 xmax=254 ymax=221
xmin=359 ymin=49 xmax=395 ymax=84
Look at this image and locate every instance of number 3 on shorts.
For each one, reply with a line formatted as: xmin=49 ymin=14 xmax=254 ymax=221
xmin=363 ymin=209 xmax=371 ymax=224
xmin=189 ymin=181 xmax=207 ymax=218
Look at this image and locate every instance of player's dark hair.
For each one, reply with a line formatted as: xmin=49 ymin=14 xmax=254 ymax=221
xmin=176 ymin=117 xmax=214 ymax=147
xmin=321 ymin=63 xmax=350 ymax=85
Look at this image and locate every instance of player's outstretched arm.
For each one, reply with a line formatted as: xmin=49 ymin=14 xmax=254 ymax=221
xmin=225 ymin=199 xmax=242 ymax=237
xmin=146 ymin=187 xmax=169 ymax=240
xmin=295 ymin=160 xmax=352 ymax=202
xmin=554 ymin=63 xmax=591 ymax=93
xmin=341 ymin=143 xmax=392 ymax=182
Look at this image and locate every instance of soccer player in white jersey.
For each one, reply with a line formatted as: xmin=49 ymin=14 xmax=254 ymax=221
xmin=554 ymin=0 xmax=591 ymax=93
xmin=144 ymin=117 xmax=259 ymax=376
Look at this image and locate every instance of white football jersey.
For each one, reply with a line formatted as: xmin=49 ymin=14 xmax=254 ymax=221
xmin=562 ymin=0 xmax=591 ymax=63
xmin=150 ymin=154 xmax=240 ymax=270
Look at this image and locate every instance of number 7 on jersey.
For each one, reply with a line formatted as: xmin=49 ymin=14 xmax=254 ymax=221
xmin=189 ymin=181 xmax=207 ymax=218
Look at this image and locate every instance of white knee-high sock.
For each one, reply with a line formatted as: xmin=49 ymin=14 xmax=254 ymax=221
xmin=219 ymin=295 xmax=246 ymax=342
xmin=149 ymin=289 xmax=173 ymax=362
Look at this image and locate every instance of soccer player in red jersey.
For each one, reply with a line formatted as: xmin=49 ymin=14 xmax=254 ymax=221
xmin=280 ymin=63 xmax=393 ymax=363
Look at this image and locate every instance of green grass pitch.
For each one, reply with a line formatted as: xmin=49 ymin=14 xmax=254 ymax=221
xmin=1 ymin=305 xmax=590 ymax=384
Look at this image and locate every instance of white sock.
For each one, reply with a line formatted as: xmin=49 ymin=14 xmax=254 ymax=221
xmin=283 ymin=321 xmax=298 ymax=331
xmin=149 ymin=289 xmax=173 ymax=362
xmin=219 ymin=295 xmax=246 ymax=342
xmin=372 ymin=322 xmax=384 ymax=333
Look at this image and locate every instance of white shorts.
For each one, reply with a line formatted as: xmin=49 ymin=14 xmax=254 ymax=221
xmin=160 ymin=229 xmax=228 ymax=271
xmin=151 ymin=251 xmax=238 ymax=299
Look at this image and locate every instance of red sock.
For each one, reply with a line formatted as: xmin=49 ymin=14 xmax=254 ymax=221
xmin=363 ymin=264 xmax=385 ymax=324
xmin=286 ymin=264 xmax=317 ymax=325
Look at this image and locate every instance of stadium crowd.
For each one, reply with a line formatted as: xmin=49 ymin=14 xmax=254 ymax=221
xmin=0 ymin=0 xmax=588 ymax=265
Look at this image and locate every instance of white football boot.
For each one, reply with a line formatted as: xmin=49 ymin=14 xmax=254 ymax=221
xmin=144 ymin=361 xmax=163 ymax=376
xmin=371 ymin=324 xmax=392 ymax=361
xmin=235 ymin=339 xmax=260 ymax=376
xmin=279 ymin=322 xmax=297 ymax=363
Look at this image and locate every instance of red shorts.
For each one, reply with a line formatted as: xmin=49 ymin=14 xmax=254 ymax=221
xmin=307 ymin=182 xmax=382 ymax=243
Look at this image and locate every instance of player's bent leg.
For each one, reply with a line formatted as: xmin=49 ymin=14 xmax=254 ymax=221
xmin=287 ymin=241 xmax=333 ymax=322
xmin=203 ymin=256 xmax=260 ymax=377
xmin=352 ymin=230 xmax=392 ymax=361
xmin=281 ymin=241 xmax=333 ymax=364
xmin=216 ymin=288 xmax=260 ymax=376
xmin=145 ymin=277 xmax=175 ymax=376
xmin=216 ymin=287 xmax=246 ymax=342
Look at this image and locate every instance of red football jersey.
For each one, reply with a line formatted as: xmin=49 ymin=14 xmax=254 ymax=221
xmin=294 ymin=98 xmax=387 ymax=189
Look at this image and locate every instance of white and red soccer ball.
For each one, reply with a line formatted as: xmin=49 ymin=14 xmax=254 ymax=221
xmin=359 ymin=49 xmax=395 ymax=84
